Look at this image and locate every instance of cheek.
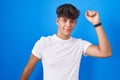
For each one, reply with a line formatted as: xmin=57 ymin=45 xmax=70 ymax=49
xmin=58 ymin=24 xmax=63 ymax=31
xmin=71 ymin=24 xmax=76 ymax=29
xmin=58 ymin=22 xmax=64 ymax=28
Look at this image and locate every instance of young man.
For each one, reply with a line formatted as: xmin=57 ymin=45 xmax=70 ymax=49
xmin=20 ymin=3 xmax=112 ymax=80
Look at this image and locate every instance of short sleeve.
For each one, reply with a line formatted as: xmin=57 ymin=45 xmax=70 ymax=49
xmin=32 ymin=37 xmax=44 ymax=59
xmin=82 ymin=40 xmax=92 ymax=56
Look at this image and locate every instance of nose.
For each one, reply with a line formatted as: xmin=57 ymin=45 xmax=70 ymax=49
xmin=66 ymin=21 xmax=71 ymax=27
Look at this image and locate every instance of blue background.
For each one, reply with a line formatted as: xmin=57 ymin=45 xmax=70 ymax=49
xmin=0 ymin=0 xmax=120 ymax=80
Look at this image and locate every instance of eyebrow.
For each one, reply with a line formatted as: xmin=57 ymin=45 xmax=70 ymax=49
xmin=61 ymin=17 xmax=75 ymax=21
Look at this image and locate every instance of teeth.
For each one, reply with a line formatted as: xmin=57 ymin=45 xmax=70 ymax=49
xmin=65 ymin=28 xmax=71 ymax=29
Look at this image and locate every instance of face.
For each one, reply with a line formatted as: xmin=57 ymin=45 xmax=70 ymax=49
xmin=56 ymin=17 xmax=77 ymax=36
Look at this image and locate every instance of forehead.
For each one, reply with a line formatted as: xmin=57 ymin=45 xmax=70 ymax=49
xmin=58 ymin=17 xmax=76 ymax=21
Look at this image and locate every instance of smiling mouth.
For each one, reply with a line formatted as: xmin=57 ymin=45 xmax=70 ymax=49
xmin=64 ymin=29 xmax=72 ymax=32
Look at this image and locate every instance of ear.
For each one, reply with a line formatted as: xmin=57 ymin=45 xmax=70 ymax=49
xmin=56 ymin=18 xmax=59 ymax=25
xmin=75 ymin=20 xmax=77 ymax=24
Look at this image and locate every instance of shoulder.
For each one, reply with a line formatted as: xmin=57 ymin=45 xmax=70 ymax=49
xmin=72 ymin=37 xmax=83 ymax=42
xmin=73 ymin=37 xmax=90 ymax=43
xmin=72 ymin=37 xmax=92 ymax=45
xmin=36 ymin=34 xmax=54 ymax=44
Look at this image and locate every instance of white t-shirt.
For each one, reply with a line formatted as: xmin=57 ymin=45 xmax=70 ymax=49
xmin=32 ymin=34 xmax=92 ymax=80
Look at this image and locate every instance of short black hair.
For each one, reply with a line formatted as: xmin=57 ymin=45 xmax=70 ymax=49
xmin=56 ymin=3 xmax=80 ymax=20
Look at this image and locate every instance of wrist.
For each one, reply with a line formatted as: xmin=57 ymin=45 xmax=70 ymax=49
xmin=94 ymin=22 xmax=102 ymax=27
xmin=92 ymin=20 xmax=100 ymax=25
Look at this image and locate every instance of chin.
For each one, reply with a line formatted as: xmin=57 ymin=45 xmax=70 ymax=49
xmin=64 ymin=32 xmax=71 ymax=36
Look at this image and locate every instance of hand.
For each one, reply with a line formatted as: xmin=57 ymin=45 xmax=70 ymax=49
xmin=85 ymin=10 xmax=100 ymax=25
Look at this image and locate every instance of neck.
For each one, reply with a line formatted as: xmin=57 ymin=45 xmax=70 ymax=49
xmin=56 ymin=33 xmax=70 ymax=40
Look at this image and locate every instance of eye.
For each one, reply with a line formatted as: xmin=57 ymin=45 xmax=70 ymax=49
xmin=70 ymin=20 xmax=75 ymax=23
xmin=62 ymin=18 xmax=67 ymax=22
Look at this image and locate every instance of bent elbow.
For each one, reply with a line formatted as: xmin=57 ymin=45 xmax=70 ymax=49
xmin=102 ymin=52 xmax=112 ymax=58
xmin=101 ymin=48 xmax=112 ymax=58
xmin=107 ymin=49 xmax=112 ymax=57
xmin=106 ymin=53 xmax=112 ymax=57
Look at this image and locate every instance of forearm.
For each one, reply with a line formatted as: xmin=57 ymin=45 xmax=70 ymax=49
xmin=20 ymin=67 xmax=32 ymax=80
xmin=20 ymin=54 xmax=39 ymax=80
xmin=85 ymin=10 xmax=112 ymax=57
xmin=95 ymin=25 xmax=112 ymax=56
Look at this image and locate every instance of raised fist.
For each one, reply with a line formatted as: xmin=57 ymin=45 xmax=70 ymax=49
xmin=85 ymin=10 xmax=100 ymax=25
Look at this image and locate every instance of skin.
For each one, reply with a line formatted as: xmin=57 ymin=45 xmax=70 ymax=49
xmin=85 ymin=10 xmax=112 ymax=57
xmin=56 ymin=17 xmax=76 ymax=40
xmin=20 ymin=10 xmax=112 ymax=80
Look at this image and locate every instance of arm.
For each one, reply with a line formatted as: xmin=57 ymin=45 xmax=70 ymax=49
xmin=85 ymin=10 xmax=112 ymax=58
xmin=20 ymin=54 xmax=40 ymax=80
